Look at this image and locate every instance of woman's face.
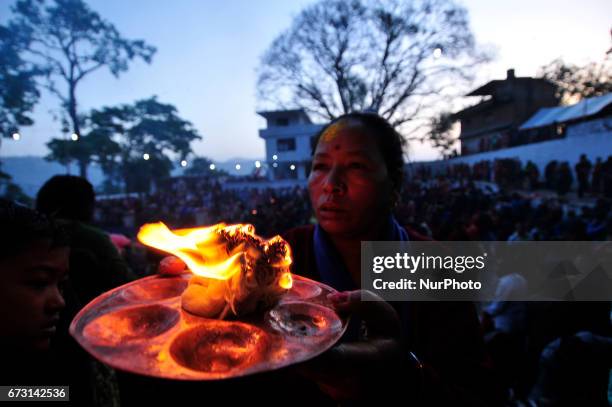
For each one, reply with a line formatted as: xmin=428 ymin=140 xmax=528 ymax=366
xmin=308 ymin=122 xmax=393 ymax=238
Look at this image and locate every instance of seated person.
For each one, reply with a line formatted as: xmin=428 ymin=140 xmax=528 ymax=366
xmin=36 ymin=175 xmax=135 ymax=305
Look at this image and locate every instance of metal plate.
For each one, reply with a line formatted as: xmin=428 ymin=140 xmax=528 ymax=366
xmin=69 ymin=274 xmax=347 ymax=380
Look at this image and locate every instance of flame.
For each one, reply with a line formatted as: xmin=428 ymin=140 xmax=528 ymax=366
xmin=279 ymin=272 xmax=293 ymax=290
xmin=137 ymin=222 xmax=292 ymax=290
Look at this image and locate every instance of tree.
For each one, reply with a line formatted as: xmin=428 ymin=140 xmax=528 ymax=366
xmin=0 ymin=25 xmax=40 ymax=138
xmin=184 ymin=157 xmax=215 ymax=176
xmin=257 ymin=0 xmax=488 ymax=135
xmin=120 ymin=97 xmax=201 ymax=192
xmin=184 ymin=157 xmax=229 ymax=178
xmin=7 ymin=0 xmax=156 ymax=177
xmin=428 ymin=111 xmax=459 ymax=158
xmin=53 ymin=97 xmax=202 ymax=193
xmin=538 ymin=56 xmax=612 ymax=105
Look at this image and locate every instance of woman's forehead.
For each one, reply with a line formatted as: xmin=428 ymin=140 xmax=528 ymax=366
xmin=317 ymin=123 xmax=379 ymax=153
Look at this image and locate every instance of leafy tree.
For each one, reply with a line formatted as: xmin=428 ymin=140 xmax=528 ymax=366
xmin=257 ymin=0 xmax=489 ymax=133
xmin=54 ymin=97 xmax=202 ymax=193
xmin=184 ymin=157 xmax=214 ymax=176
xmin=184 ymin=157 xmax=228 ymax=178
xmin=7 ymin=0 xmax=156 ymax=177
xmin=538 ymin=55 xmax=612 ymax=104
xmin=0 ymin=25 xmax=40 ymax=138
xmin=428 ymin=111 xmax=459 ymax=158
xmin=119 ymin=97 xmax=201 ymax=192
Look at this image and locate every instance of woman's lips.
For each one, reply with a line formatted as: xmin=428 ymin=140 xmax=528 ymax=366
xmin=318 ymin=203 xmax=348 ymax=219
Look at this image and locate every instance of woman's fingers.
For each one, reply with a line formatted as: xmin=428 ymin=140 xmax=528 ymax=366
xmin=158 ymin=256 xmax=187 ymax=275
xmin=328 ymin=289 xmax=401 ymax=338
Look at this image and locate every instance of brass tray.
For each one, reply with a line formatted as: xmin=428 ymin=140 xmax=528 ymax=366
xmin=70 ymin=274 xmax=347 ymax=380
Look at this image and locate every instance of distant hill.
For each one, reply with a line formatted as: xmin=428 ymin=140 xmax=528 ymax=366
xmin=212 ymin=158 xmax=264 ymax=175
xmin=1 ymin=156 xmax=264 ymax=198
xmin=1 ymin=156 xmax=105 ymax=198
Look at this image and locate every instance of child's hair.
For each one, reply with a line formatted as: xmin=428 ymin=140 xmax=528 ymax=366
xmin=0 ymin=199 xmax=69 ymax=261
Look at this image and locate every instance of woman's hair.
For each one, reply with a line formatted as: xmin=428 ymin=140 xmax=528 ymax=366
xmin=312 ymin=112 xmax=406 ymax=193
xmin=36 ymin=175 xmax=95 ymax=222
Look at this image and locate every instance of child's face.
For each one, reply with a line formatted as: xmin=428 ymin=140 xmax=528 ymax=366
xmin=0 ymin=240 xmax=69 ymax=352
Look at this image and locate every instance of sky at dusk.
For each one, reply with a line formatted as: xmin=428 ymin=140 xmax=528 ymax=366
xmin=1 ymin=0 xmax=610 ymax=163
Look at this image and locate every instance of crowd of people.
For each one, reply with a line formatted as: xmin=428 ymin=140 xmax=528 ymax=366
xmin=94 ymin=165 xmax=611 ymax=252
xmin=415 ymin=155 xmax=612 ymax=198
xmin=95 ymin=178 xmax=312 ymax=239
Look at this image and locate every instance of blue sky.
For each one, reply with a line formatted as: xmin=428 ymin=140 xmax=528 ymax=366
xmin=1 ymin=0 xmax=611 ymax=162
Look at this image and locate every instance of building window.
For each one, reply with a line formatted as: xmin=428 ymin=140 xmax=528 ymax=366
xmin=277 ymin=138 xmax=296 ymax=152
xmin=276 ymin=118 xmax=289 ymax=126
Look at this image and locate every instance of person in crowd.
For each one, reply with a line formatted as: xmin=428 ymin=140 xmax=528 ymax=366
xmin=507 ymin=221 xmax=529 ymax=241
xmin=282 ymin=113 xmax=503 ymax=406
xmin=556 ymin=162 xmax=573 ymax=196
xmin=545 ymin=160 xmax=558 ymax=190
xmin=591 ymin=157 xmax=603 ymax=195
xmin=603 ymin=156 xmax=612 ymax=198
xmin=574 ymin=154 xmax=592 ymax=198
xmin=524 ymin=160 xmax=540 ymax=191
xmin=36 ymin=175 xmax=135 ymax=305
xmin=0 ymin=199 xmax=68 ymax=357
xmin=0 ymin=199 xmax=98 ymax=404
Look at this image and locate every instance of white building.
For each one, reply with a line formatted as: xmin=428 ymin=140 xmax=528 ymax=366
xmin=257 ymin=109 xmax=323 ymax=183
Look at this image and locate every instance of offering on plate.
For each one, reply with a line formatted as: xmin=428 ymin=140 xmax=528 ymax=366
xmin=137 ymin=222 xmax=293 ymax=319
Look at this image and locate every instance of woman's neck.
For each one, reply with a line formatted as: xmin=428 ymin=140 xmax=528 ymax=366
xmin=329 ymin=216 xmax=391 ymax=285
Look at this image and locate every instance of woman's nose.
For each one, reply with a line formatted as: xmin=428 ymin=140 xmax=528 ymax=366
xmin=322 ymin=166 xmax=347 ymax=195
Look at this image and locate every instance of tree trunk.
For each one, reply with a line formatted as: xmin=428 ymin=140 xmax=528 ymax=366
xmin=79 ymin=160 xmax=88 ymax=178
xmin=68 ymin=82 xmax=89 ymax=179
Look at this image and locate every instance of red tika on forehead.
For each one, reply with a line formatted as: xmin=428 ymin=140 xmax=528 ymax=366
xmin=320 ymin=118 xmax=363 ymax=143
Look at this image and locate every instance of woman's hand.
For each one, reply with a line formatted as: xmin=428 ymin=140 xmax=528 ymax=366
xmin=297 ymin=289 xmax=404 ymax=401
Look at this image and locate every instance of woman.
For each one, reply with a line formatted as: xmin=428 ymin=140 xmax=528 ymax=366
xmin=282 ymin=113 xmax=503 ymax=405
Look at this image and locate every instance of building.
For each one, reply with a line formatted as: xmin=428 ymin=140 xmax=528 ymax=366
xmin=519 ymin=93 xmax=612 ymax=138
xmin=454 ymin=69 xmax=558 ymax=155
xmin=416 ymin=93 xmax=612 ymax=181
xmin=257 ymin=109 xmax=322 ymax=183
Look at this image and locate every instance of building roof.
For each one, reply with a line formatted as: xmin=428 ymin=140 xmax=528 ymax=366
xmin=519 ymin=93 xmax=612 ymax=131
xmin=466 ymin=69 xmax=555 ymax=96
xmin=256 ymin=108 xmax=312 ymax=123
xmin=466 ymin=77 xmax=554 ymax=96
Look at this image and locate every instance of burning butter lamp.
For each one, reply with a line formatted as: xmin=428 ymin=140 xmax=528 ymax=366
xmin=137 ymin=222 xmax=293 ymax=319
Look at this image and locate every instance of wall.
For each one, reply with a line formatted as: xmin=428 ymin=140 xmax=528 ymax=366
xmin=417 ymin=122 xmax=612 ymax=179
